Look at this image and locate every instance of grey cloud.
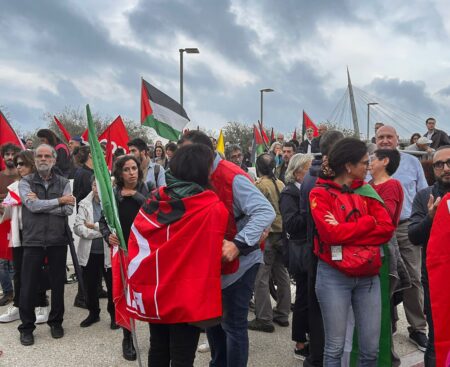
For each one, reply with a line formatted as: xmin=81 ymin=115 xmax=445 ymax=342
xmin=438 ymin=85 xmax=450 ymax=97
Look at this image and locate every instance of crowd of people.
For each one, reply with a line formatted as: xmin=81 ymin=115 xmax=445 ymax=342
xmin=0 ymin=117 xmax=449 ymax=367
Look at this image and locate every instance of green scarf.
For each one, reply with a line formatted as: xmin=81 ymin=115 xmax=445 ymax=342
xmin=164 ymin=171 xmax=205 ymax=199
xmin=350 ymin=184 xmax=392 ymax=367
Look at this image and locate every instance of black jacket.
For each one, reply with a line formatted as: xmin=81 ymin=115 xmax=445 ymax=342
xmin=425 ymin=129 xmax=450 ymax=150
xmin=73 ymin=164 xmax=94 ymax=208
xmin=279 ymin=183 xmax=306 ymax=241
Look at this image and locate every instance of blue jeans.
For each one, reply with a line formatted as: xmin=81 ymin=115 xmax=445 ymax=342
xmin=0 ymin=259 xmax=14 ymax=294
xmin=315 ymin=261 xmax=381 ymax=367
xmin=206 ymin=264 xmax=259 ymax=367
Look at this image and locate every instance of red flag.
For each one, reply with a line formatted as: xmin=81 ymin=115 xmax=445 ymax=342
xmin=86 ymin=116 xmax=129 ymax=170
xmin=53 ymin=116 xmax=71 ymax=143
xmin=270 ymin=128 xmax=275 ymax=142
xmin=303 ymin=111 xmax=319 ymax=137
xmin=126 ymin=187 xmax=228 ymax=323
xmin=427 ymin=193 xmax=450 ymax=367
xmin=258 ymin=121 xmax=270 ymax=146
xmin=81 ymin=129 xmax=88 ymax=144
xmin=293 ymin=129 xmax=297 ymax=140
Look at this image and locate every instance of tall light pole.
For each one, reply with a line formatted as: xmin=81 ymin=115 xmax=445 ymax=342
xmin=179 ymin=48 xmax=199 ymax=108
xmin=367 ymin=102 xmax=378 ymax=142
xmin=260 ymin=88 xmax=274 ymax=125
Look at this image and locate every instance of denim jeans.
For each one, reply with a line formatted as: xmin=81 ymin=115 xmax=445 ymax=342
xmin=315 ymin=260 xmax=381 ymax=367
xmin=0 ymin=259 xmax=14 ymax=294
xmin=206 ymin=264 xmax=259 ymax=367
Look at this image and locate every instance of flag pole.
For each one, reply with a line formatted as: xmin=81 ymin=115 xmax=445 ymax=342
xmin=301 ymin=110 xmax=305 ymax=140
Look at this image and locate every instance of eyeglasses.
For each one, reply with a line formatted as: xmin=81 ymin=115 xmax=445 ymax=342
xmin=432 ymin=159 xmax=450 ymax=170
xmin=16 ymin=162 xmax=25 ymax=167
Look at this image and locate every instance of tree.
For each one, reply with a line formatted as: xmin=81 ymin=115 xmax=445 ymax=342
xmin=222 ymin=121 xmax=254 ymax=150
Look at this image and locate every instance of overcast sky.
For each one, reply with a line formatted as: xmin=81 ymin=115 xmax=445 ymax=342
xmin=1 ymin=0 xmax=450 ymax=139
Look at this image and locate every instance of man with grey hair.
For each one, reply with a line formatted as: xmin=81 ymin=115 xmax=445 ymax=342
xmin=225 ymin=144 xmax=256 ymax=181
xmin=18 ymin=144 xmax=75 ymax=346
xmin=376 ymin=125 xmax=429 ymax=352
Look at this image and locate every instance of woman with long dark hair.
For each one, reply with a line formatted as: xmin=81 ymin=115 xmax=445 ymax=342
xmin=309 ymin=138 xmax=395 ymax=366
xmin=100 ymin=155 xmax=148 ymax=361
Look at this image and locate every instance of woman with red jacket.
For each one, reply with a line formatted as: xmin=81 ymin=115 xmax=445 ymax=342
xmin=309 ymin=138 xmax=395 ymax=367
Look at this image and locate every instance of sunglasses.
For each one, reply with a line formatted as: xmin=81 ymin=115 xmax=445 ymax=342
xmin=433 ymin=159 xmax=450 ymax=170
xmin=16 ymin=161 xmax=25 ymax=167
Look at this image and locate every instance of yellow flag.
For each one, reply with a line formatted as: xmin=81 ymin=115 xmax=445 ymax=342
xmin=216 ymin=129 xmax=225 ymax=154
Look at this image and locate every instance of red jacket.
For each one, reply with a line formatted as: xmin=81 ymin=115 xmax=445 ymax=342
xmin=309 ymin=178 xmax=395 ymax=276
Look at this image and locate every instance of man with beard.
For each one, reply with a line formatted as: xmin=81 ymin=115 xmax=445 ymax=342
xmin=408 ymin=146 xmax=450 ymax=367
xmin=18 ymin=144 xmax=75 ymax=346
xmin=275 ymin=142 xmax=296 ymax=184
xmin=0 ymin=143 xmax=21 ymax=306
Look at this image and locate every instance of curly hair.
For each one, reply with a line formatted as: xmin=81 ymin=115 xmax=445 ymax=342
xmin=112 ymin=155 xmax=143 ymax=189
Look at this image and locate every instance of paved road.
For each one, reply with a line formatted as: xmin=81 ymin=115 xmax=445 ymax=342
xmin=0 ymin=281 xmax=425 ymax=367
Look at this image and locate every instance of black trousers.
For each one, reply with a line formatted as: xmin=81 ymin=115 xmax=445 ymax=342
xmin=292 ymin=271 xmax=309 ymax=343
xmin=303 ymin=257 xmax=324 ymax=367
xmin=12 ymin=247 xmax=48 ymax=308
xmin=18 ymin=246 xmax=67 ymax=333
xmin=82 ymin=253 xmax=113 ymax=318
xmin=148 ymin=323 xmax=201 ymax=367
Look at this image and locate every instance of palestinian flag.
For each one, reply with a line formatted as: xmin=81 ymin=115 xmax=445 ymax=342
xmin=302 ymin=110 xmax=319 ymax=137
xmin=141 ymin=78 xmax=190 ymax=141
xmin=251 ymin=124 xmax=265 ymax=165
xmin=427 ymin=192 xmax=450 ymax=367
xmin=126 ymin=186 xmax=228 ymax=323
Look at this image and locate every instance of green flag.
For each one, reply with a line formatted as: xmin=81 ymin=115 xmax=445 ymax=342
xmin=86 ymin=104 xmax=126 ymax=250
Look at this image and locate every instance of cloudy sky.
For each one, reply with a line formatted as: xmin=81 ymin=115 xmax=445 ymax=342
xmin=1 ymin=0 xmax=450 ymax=139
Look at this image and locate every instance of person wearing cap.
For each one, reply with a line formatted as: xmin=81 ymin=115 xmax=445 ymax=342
xmin=423 ymin=117 xmax=450 ymax=149
xmin=68 ymin=136 xmax=84 ymax=154
xmin=406 ymin=136 xmax=435 ymax=161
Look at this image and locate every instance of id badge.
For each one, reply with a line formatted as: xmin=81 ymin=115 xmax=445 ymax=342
xmin=331 ymin=245 xmax=343 ymax=261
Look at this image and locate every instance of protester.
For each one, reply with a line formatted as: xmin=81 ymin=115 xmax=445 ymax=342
xmin=25 ymin=139 xmax=34 ymax=150
xmin=279 ymin=153 xmax=313 ymax=360
xmin=0 ymin=150 xmax=49 ymax=324
xmin=406 ymin=136 xmax=435 ymax=161
xmin=275 ymin=142 xmax=296 ymax=184
xmin=73 ymin=146 xmax=94 ymax=208
xmin=225 ymin=144 xmax=256 ymax=181
xmin=180 ymin=131 xmax=275 ymax=367
xmin=311 ymin=124 xmax=327 ymax=153
xmin=100 ymin=155 xmax=149 ymax=361
xmin=18 ymin=144 xmax=75 ymax=346
xmin=423 ymin=117 xmax=450 ymax=149
xmin=269 ymin=142 xmax=283 ymax=166
xmin=277 ymin=133 xmax=285 ymax=144
xmin=310 ymin=138 xmax=395 ymax=366
xmin=164 ymin=142 xmax=177 ymax=169
xmin=410 ymin=133 xmax=421 ymax=145
xmin=127 ymin=138 xmax=165 ymax=189
xmin=68 ymin=136 xmax=83 ymax=153
xmin=299 ymin=130 xmax=344 ymax=367
xmin=249 ymin=153 xmax=290 ymax=333
xmin=153 ymin=145 xmax=166 ymax=168
xmin=371 ymin=122 xmax=385 ymax=144
xmin=74 ymin=177 xmax=116 ymax=329
xmin=126 ymin=144 xmax=228 ymax=367
xmin=409 ymin=146 xmax=450 ymax=367
xmin=0 ymin=143 xmax=21 ymax=306
xmin=36 ymin=129 xmax=71 ymax=177
xmin=299 ymin=128 xmax=315 ymax=154
xmin=376 ymin=125 xmax=429 ymax=351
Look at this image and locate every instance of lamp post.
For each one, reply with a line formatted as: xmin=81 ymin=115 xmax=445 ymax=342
xmin=260 ymin=88 xmax=274 ymax=125
xmin=179 ymin=48 xmax=199 ymax=108
xmin=367 ymin=102 xmax=379 ymax=142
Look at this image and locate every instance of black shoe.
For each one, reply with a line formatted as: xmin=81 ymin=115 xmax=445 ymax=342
xmin=0 ymin=292 xmax=13 ymax=306
xmin=110 ymin=319 xmax=120 ymax=330
xmin=294 ymin=343 xmax=310 ymax=360
xmin=98 ymin=289 xmax=108 ymax=299
xmin=20 ymin=332 xmax=34 ymax=346
xmin=80 ymin=314 xmax=100 ymax=328
xmin=50 ymin=325 xmax=64 ymax=339
xmin=73 ymin=296 xmax=87 ymax=309
xmin=122 ymin=335 xmax=137 ymax=361
xmin=273 ymin=318 xmax=289 ymax=327
xmin=409 ymin=331 xmax=428 ymax=352
xmin=248 ymin=318 xmax=275 ymax=333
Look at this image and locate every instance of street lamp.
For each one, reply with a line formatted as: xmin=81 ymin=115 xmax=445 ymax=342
xmin=367 ymin=102 xmax=379 ymax=142
xmin=260 ymin=88 xmax=274 ymax=125
xmin=179 ymin=48 xmax=200 ymax=107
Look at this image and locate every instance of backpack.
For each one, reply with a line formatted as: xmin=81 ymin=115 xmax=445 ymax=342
xmin=313 ymin=183 xmax=382 ymax=277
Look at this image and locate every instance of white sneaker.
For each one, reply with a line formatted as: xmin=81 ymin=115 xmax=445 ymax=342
xmin=0 ymin=305 xmax=20 ymax=323
xmin=197 ymin=341 xmax=210 ymax=353
xmin=35 ymin=306 xmax=49 ymax=324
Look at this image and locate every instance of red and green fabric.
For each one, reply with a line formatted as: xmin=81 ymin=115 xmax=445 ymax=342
xmin=0 ymin=110 xmax=25 ymax=170
xmin=141 ymin=78 xmax=190 ymax=141
xmin=86 ymin=105 xmax=130 ymax=330
xmin=253 ymin=125 xmax=265 ymax=155
xmin=126 ymin=187 xmax=228 ymax=323
xmin=427 ymin=192 xmax=450 ymax=367
xmin=349 ymin=184 xmax=392 ymax=367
